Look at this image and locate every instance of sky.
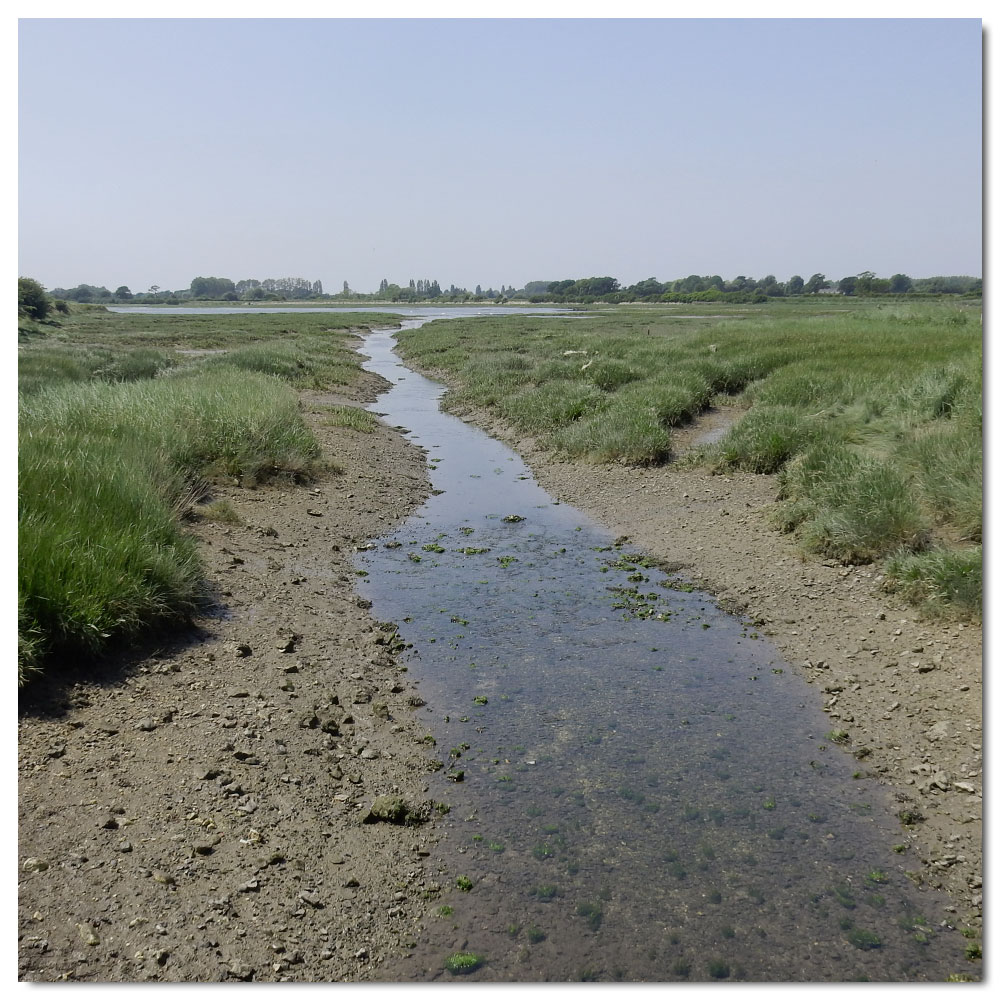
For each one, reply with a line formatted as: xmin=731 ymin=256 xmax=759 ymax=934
xmin=17 ymin=14 xmax=983 ymax=295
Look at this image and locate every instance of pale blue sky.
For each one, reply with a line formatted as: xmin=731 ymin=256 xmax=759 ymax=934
xmin=18 ymin=17 xmax=982 ymax=294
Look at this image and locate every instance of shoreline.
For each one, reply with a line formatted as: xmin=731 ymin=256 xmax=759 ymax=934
xmin=18 ymin=365 xmax=442 ymax=982
xmin=407 ymin=372 xmax=983 ymax=932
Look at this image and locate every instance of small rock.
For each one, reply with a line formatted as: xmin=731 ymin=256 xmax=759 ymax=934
xmin=362 ymin=795 xmax=428 ymax=826
xmin=136 ymin=718 xmax=157 ymax=732
xmin=76 ymin=923 xmax=100 ymax=946
xmin=151 ymin=870 xmax=176 ymax=885
xmin=233 ymin=644 xmax=253 ymax=658
xmin=299 ymin=891 xmax=324 ymax=909
xmin=22 ymin=857 xmax=49 ymax=873
xmin=193 ymin=837 xmax=221 ymax=856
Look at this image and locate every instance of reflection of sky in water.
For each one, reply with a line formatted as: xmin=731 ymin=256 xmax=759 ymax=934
xmin=356 ymin=323 xmax=972 ymax=982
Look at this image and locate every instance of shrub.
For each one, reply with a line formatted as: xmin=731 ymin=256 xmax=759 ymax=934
xmin=18 ymin=277 xmax=50 ymax=321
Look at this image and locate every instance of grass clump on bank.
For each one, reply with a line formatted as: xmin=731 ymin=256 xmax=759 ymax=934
xmin=18 ymin=307 xmax=389 ymax=683
xmin=19 ymin=371 xmax=320 ymax=683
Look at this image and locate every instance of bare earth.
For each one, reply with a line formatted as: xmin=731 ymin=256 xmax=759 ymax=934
xmin=18 ymin=366 xmax=442 ymax=982
xmin=18 ymin=356 xmax=983 ymax=982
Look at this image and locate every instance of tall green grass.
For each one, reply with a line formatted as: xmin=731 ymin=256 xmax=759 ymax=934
xmin=19 ymin=371 xmax=321 ymax=682
xmin=18 ymin=308 xmax=390 ymax=682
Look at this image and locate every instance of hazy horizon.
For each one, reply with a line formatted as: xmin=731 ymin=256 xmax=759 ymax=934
xmin=18 ymin=18 xmax=982 ymax=295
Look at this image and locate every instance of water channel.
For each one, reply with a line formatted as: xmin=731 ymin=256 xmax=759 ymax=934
xmin=354 ymin=320 xmax=971 ymax=983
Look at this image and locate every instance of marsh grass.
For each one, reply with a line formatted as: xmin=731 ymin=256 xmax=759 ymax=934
xmin=319 ymin=404 xmax=379 ymax=433
xmin=884 ymin=547 xmax=982 ymax=619
xmin=396 ymin=299 xmax=980 ymax=612
xmin=18 ymin=308 xmax=386 ymax=682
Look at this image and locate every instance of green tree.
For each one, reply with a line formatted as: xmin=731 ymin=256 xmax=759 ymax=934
xmin=838 ymin=275 xmax=858 ymax=295
xmin=804 ymin=273 xmax=829 ymax=294
xmin=786 ymin=275 xmax=805 ymax=295
xmin=855 ymin=270 xmax=877 ymax=294
xmin=18 ymin=277 xmax=50 ymax=320
xmin=190 ymin=276 xmax=236 ymax=298
xmin=889 ymin=273 xmax=913 ymax=293
xmin=114 ymin=285 xmax=133 ymax=300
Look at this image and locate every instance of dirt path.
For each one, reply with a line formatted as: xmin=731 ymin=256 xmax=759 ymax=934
xmin=18 ymin=366 xmax=444 ymax=982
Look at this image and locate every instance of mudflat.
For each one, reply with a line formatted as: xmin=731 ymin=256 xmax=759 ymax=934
xmin=18 ymin=354 xmax=982 ymax=982
xmin=17 ymin=367 xmax=443 ymax=982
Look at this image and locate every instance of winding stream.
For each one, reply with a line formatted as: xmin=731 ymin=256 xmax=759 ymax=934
xmin=355 ymin=320 xmax=969 ymax=983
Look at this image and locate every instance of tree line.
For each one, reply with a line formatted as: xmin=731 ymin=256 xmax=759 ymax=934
xmin=24 ymin=270 xmax=982 ymax=313
xmin=528 ymin=272 xmax=982 ymax=304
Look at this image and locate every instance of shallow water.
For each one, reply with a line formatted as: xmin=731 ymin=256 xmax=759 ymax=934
xmin=355 ymin=322 xmax=971 ymax=983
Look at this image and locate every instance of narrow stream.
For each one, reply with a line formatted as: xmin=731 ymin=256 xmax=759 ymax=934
xmin=355 ymin=321 xmax=969 ymax=983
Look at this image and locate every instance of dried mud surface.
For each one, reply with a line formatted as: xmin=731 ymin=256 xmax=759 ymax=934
xmin=18 ymin=368 xmax=445 ymax=983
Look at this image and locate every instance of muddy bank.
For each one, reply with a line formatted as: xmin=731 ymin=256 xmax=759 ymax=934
xmin=419 ymin=391 xmax=983 ymax=933
xmin=18 ymin=364 xmax=443 ymax=982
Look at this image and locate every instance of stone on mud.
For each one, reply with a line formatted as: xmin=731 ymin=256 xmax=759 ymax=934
xmin=361 ymin=795 xmax=428 ymax=826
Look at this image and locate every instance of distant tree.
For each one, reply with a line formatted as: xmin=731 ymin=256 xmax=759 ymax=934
xmin=18 ymin=277 xmax=50 ymax=320
xmin=855 ymin=270 xmax=877 ymax=294
xmin=50 ymin=283 xmax=112 ymax=303
xmin=190 ymin=276 xmax=236 ymax=298
xmin=889 ymin=273 xmax=913 ymax=293
xmin=379 ymin=278 xmax=389 ymax=295
xmin=804 ymin=273 xmax=829 ymax=294
xmin=838 ymin=275 xmax=858 ymax=295
xmin=786 ymin=275 xmax=804 ymax=295
xmin=114 ymin=285 xmax=133 ymax=300
xmin=312 ymin=280 xmax=324 ymax=296
xmin=475 ymin=284 xmax=483 ymax=296
xmin=343 ymin=280 xmax=350 ymax=295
